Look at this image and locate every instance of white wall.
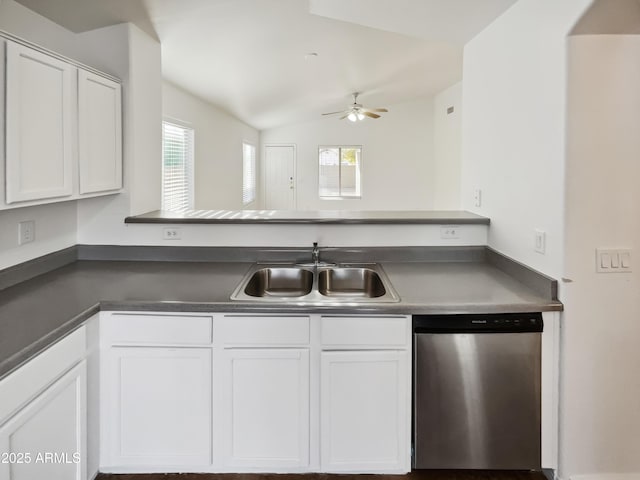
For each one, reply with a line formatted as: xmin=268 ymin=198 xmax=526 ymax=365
xmin=260 ymin=97 xmax=437 ymax=211
xmin=433 ymin=82 xmax=462 ymax=209
xmin=91 ymin=222 xmax=488 ymax=248
xmin=127 ymin=25 xmax=162 ymax=216
xmin=0 ymin=202 xmax=77 ymax=270
xmin=460 ymin=0 xmax=592 ymax=280
xmin=562 ymin=34 xmax=640 ymax=479
xmin=162 ymin=81 xmax=260 ymax=210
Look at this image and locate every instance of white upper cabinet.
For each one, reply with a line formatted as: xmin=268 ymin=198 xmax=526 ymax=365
xmin=0 ymin=36 xmax=122 ymax=209
xmin=5 ymin=41 xmax=74 ymax=204
xmin=78 ymin=69 xmax=122 ymax=194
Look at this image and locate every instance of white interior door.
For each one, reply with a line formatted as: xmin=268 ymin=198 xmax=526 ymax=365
xmin=264 ymin=145 xmax=295 ymax=210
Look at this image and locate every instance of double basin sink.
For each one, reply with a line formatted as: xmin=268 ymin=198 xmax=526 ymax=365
xmin=231 ymin=263 xmax=400 ymax=303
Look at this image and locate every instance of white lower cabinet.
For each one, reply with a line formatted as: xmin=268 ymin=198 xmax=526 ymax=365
xmin=320 ymin=350 xmax=409 ymax=473
xmin=104 ymin=347 xmax=212 ymax=467
xmin=98 ymin=311 xmax=411 ymax=474
xmin=221 ymin=348 xmax=310 ymax=469
xmin=0 ymin=361 xmax=86 ymax=480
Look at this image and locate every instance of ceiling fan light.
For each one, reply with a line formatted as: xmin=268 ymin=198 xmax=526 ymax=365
xmin=357 ymin=113 xmax=365 ymax=120
xmin=347 ymin=112 xmax=357 ymax=122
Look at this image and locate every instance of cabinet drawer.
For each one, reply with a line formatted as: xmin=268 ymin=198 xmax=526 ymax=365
xmin=321 ymin=316 xmax=409 ymax=347
xmin=105 ymin=314 xmax=212 ymax=345
xmin=221 ymin=315 xmax=310 ymax=345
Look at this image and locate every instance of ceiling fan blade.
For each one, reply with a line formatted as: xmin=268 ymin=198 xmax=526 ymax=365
xmin=370 ymin=108 xmax=388 ymax=112
xmin=362 ymin=111 xmax=381 ymax=119
xmin=339 ymin=114 xmax=350 ymax=120
xmin=322 ymin=110 xmax=348 ymax=116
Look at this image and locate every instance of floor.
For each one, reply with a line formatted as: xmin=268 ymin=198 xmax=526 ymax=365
xmin=96 ymin=471 xmax=548 ymax=480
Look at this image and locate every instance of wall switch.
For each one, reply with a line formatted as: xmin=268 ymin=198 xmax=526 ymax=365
xmin=473 ymin=188 xmax=482 ymax=207
xmin=534 ymin=229 xmax=546 ymax=254
xmin=597 ymin=248 xmax=632 ymax=273
xmin=163 ymin=227 xmax=181 ymax=240
xmin=440 ymin=226 xmax=460 ymax=239
xmin=18 ymin=221 xmax=35 ymax=245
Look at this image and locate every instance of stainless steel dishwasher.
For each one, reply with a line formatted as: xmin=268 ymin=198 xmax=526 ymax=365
xmin=413 ymin=313 xmax=543 ymax=470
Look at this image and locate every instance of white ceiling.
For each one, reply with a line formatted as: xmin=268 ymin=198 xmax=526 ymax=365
xmin=308 ymin=0 xmax=518 ymax=45
xmin=16 ymin=0 xmax=517 ymax=130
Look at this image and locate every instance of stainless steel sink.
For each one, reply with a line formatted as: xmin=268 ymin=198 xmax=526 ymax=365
xmin=318 ymin=267 xmax=386 ymax=298
xmin=231 ymin=263 xmax=399 ymax=303
xmin=243 ymin=267 xmax=313 ymax=297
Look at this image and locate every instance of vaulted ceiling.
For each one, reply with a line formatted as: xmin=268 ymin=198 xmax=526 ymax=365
xmin=16 ymin=0 xmax=517 ymax=130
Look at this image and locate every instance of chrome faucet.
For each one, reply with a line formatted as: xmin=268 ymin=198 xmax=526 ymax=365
xmin=312 ymin=242 xmax=320 ymax=266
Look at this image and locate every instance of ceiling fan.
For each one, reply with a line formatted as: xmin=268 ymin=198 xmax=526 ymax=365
xmin=322 ymin=93 xmax=388 ymax=122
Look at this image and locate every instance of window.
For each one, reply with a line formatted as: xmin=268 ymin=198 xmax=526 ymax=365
xmin=242 ymin=142 xmax=256 ymax=205
xmin=318 ymin=146 xmax=362 ymax=198
xmin=162 ymin=121 xmax=194 ymax=211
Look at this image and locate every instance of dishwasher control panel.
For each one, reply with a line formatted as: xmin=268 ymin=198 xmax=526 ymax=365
xmin=413 ymin=312 xmax=543 ymax=333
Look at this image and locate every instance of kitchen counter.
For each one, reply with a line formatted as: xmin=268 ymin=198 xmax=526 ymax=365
xmin=125 ymin=209 xmax=491 ymax=224
xmin=0 ymin=256 xmax=561 ymax=379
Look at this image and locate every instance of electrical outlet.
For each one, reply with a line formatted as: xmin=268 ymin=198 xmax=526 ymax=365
xmin=18 ymin=221 xmax=35 ymax=245
xmin=440 ymin=226 xmax=460 ymax=239
xmin=534 ymin=229 xmax=546 ymax=254
xmin=163 ymin=227 xmax=181 ymax=240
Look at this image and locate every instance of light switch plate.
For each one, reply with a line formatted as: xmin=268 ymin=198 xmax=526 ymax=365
xmin=596 ymin=248 xmax=632 ymax=273
xmin=473 ymin=188 xmax=482 ymax=207
xmin=534 ymin=229 xmax=546 ymax=254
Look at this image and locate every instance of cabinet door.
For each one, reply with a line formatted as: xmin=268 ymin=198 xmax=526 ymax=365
xmin=104 ymin=347 xmax=212 ymax=467
xmin=5 ymin=41 xmax=74 ymax=203
xmin=320 ymin=350 xmax=408 ymax=473
xmin=0 ymin=361 xmax=86 ymax=480
xmin=78 ymin=69 xmax=122 ymax=194
xmin=222 ymin=348 xmax=309 ymax=469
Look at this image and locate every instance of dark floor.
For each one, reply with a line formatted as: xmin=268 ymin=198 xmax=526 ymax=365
xmin=96 ymin=471 xmax=548 ymax=480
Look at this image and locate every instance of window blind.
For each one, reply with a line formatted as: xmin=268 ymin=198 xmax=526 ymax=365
xmin=243 ymin=142 xmax=256 ymax=205
xmin=162 ymin=121 xmax=194 ymax=211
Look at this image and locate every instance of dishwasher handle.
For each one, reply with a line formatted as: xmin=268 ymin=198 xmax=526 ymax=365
xmin=413 ymin=312 xmax=543 ymax=334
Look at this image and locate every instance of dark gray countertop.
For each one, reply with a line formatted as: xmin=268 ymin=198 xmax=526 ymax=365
xmin=0 ymin=259 xmax=561 ymax=380
xmin=125 ymin=209 xmax=491 ymax=225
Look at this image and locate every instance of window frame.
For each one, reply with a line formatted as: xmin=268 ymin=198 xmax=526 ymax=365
xmin=161 ymin=119 xmax=195 ymax=212
xmin=318 ymin=145 xmax=363 ymax=199
xmin=242 ymin=141 xmax=257 ymax=206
